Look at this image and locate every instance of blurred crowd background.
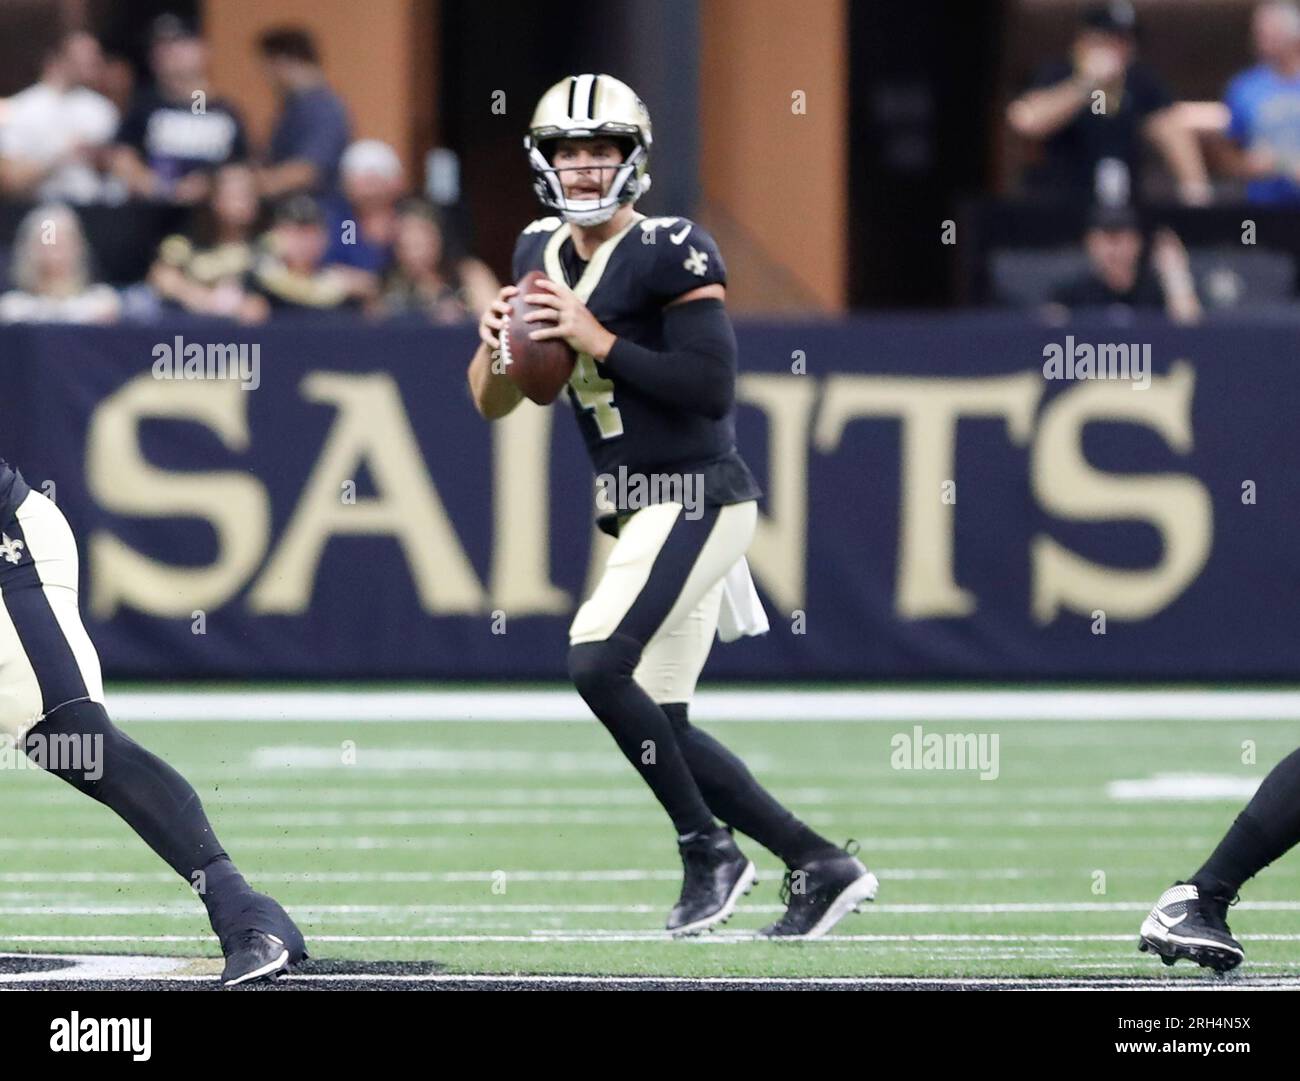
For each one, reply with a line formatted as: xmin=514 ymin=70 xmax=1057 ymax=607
xmin=0 ymin=0 xmax=1298 ymax=324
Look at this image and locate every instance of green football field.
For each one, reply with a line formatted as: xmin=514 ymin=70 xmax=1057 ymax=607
xmin=2 ymin=685 xmax=1298 ymax=985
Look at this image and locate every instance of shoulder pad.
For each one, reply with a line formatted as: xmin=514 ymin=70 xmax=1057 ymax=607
xmin=637 ymin=216 xmax=692 ymax=242
xmin=638 ymin=217 xmax=725 ymax=298
xmin=523 ymin=216 xmax=564 ymax=235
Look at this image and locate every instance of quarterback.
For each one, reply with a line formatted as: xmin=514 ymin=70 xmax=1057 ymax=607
xmin=466 ymin=74 xmax=877 ymax=936
xmin=0 ymin=456 xmax=306 ymax=984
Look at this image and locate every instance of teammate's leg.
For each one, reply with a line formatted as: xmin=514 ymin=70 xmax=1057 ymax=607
xmin=1139 ymin=746 xmax=1300 ymax=971
xmin=635 ymin=577 xmax=877 ymax=938
xmin=0 ymin=491 xmax=305 ymax=985
xmin=25 ymin=701 xmax=273 ymax=941
xmin=1192 ymin=747 xmax=1300 ymax=899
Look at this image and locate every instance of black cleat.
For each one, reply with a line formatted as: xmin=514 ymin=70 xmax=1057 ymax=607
xmin=1138 ymin=882 xmax=1244 ymax=973
xmin=760 ymin=842 xmax=879 ymax=939
xmin=666 ymin=826 xmax=756 ymax=936
xmin=219 ymin=892 xmax=308 ymax=988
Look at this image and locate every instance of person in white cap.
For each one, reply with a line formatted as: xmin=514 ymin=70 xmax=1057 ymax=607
xmin=323 ymin=138 xmax=405 ymax=275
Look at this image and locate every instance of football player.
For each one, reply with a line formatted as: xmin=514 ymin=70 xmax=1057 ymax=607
xmin=0 ymin=456 xmax=306 ymax=985
xmin=1139 ymin=747 xmax=1300 ymax=971
xmin=466 ymin=74 xmax=877 ymax=936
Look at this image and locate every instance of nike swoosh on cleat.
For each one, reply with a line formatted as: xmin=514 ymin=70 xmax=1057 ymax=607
xmin=797 ymin=871 xmax=880 ymax=940
xmin=669 ymin=861 xmax=757 ymax=937
xmin=223 ymin=948 xmax=290 ymax=988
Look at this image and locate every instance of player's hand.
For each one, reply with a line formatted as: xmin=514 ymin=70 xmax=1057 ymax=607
xmin=478 ymin=284 xmax=518 ymax=352
xmin=525 ymin=277 xmax=616 ymax=359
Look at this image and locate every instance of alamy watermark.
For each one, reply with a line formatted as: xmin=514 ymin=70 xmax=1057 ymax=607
xmin=1 ymin=731 xmax=103 ymax=780
xmin=50 ymin=1012 xmax=151 ymax=1061
xmin=595 ymin=467 xmax=704 ymax=520
xmin=152 ymin=335 xmax=261 ymax=390
xmin=890 ymin=725 xmax=1000 ymax=781
xmin=1042 ymin=335 xmax=1150 ymax=390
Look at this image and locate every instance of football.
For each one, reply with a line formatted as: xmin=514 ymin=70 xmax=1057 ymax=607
xmin=499 ymin=269 xmax=577 ymax=405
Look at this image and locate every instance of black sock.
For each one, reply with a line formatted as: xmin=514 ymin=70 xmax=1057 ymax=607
xmin=662 ymin=702 xmax=840 ymax=867
xmin=1193 ymin=746 xmax=1300 ymax=896
xmin=569 ymin=635 xmax=715 ymax=836
xmin=25 ymin=700 xmax=249 ymax=907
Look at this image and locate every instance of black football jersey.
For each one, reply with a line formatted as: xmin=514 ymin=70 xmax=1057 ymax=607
xmin=0 ymin=457 xmax=30 ymax=528
xmin=511 ymin=214 xmax=761 ymax=516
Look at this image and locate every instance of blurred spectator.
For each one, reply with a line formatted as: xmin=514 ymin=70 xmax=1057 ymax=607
xmin=324 ymin=140 xmax=405 ymax=275
xmin=255 ymin=28 xmax=351 ymax=209
xmin=111 ymin=15 xmax=249 ymax=205
xmin=1220 ymin=1 xmax=1300 ymax=203
xmin=1048 ymin=204 xmax=1201 ymax=324
xmin=248 ymin=194 xmax=374 ymax=314
xmin=1007 ymin=2 xmax=1211 ymax=205
xmin=0 ymin=31 xmax=122 ymax=205
xmin=0 ymin=204 xmax=120 ymax=323
xmin=149 ymin=162 xmax=266 ymax=322
xmin=380 ymin=197 xmax=498 ymax=322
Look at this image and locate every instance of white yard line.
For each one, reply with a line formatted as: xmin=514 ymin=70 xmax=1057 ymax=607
xmin=0 ymin=835 xmax=993 ymax=851
xmin=5 ymin=932 xmax=1300 ymax=944
xmin=100 ymin=688 xmax=1300 ymax=723
xmin=2 ymin=952 xmax=1300 ymax=988
xmin=138 ymin=973 xmax=1300 ymax=987
xmin=1 ymin=900 xmax=1298 ymax=916
xmin=0 ymin=867 xmax=1031 ymax=884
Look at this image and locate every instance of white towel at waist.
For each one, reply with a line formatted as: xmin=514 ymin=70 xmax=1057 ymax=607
xmin=716 ymin=557 xmax=769 ymax=642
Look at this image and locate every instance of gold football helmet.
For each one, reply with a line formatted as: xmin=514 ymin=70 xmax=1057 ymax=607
xmin=525 ymin=73 xmax=652 ymax=226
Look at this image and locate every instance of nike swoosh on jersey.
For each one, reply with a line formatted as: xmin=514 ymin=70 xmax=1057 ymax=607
xmin=669 ymin=223 xmax=691 ymax=245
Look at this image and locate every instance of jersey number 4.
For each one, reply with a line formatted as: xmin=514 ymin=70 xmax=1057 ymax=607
xmin=570 ymin=352 xmax=623 ymax=439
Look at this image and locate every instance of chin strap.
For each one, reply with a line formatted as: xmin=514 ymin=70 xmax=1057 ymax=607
xmin=560 ymin=201 xmax=621 ymax=227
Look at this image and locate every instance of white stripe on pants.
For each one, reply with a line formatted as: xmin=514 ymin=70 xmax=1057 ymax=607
xmin=569 ymin=500 xmax=757 ymax=704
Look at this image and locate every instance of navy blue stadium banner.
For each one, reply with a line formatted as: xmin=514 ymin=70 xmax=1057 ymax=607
xmin=1 ymin=313 xmax=1297 ymax=679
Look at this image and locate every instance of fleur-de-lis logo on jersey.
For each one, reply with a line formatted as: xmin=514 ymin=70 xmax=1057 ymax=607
xmin=0 ymin=533 xmax=24 ymax=565
xmin=683 ymin=246 xmax=709 ymax=277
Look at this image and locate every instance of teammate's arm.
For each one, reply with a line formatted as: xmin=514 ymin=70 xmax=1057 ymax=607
xmin=467 ymin=284 xmax=525 ymax=420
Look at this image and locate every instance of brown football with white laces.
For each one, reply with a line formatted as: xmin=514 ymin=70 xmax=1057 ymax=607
xmin=499 ymin=270 xmax=577 ymax=405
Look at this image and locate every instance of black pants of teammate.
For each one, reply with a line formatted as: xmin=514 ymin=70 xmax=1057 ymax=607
xmin=2 ymin=490 xmax=252 ymax=935
xmin=1193 ymin=746 xmax=1300 ymax=898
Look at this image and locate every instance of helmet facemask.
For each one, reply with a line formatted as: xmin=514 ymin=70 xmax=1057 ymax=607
xmin=526 ymin=133 xmax=651 ymax=227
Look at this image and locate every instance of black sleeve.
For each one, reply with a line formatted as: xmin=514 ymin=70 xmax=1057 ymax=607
xmin=604 ymin=297 xmax=735 ymax=420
